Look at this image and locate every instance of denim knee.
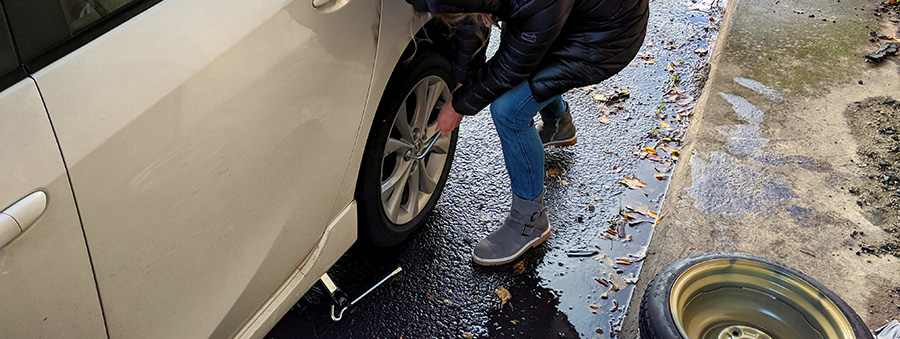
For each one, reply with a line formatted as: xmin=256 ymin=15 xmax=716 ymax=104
xmin=490 ymin=97 xmax=531 ymax=130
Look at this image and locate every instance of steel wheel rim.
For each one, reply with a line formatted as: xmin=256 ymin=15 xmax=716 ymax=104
xmin=670 ymin=258 xmax=854 ymax=339
xmin=380 ymin=75 xmax=451 ymax=225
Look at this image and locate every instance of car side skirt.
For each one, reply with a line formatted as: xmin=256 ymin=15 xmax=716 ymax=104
xmin=232 ymin=202 xmax=358 ymax=339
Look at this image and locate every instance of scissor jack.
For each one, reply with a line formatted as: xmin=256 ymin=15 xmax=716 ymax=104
xmin=319 ymin=267 xmax=403 ymax=321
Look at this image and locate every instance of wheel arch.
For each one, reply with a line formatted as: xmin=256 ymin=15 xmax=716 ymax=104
xmin=328 ymin=9 xmax=454 ymax=233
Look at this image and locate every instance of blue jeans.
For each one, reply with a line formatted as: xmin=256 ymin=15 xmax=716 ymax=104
xmin=490 ymin=82 xmax=567 ymax=201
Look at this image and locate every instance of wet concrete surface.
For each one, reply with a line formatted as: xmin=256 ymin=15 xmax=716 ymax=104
xmin=268 ymin=1 xmax=726 ymax=337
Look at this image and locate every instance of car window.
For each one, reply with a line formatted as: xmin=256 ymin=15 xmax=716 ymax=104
xmin=2 ymin=0 xmax=158 ymax=71
xmin=0 ymin=4 xmax=22 ymax=91
xmin=59 ymin=0 xmax=138 ymax=32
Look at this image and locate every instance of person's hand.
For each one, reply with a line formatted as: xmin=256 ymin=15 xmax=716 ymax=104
xmin=435 ymin=83 xmax=465 ymax=135
xmin=436 ymin=97 xmax=463 ymax=135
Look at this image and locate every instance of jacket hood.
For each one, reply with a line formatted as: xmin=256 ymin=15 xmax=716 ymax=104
xmin=405 ymin=0 xmax=499 ymax=13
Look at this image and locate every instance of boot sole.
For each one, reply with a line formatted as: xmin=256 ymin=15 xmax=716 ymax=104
xmin=542 ymin=135 xmax=577 ymax=148
xmin=471 ymin=225 xmax=552 ymax=266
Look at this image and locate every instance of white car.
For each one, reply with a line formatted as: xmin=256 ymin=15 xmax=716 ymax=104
xmin=0 ymin=0 xmax=457 ymax=337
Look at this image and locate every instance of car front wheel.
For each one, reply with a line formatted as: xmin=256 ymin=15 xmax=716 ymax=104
xmin=356 ymin=51 xmax=457 ymax=247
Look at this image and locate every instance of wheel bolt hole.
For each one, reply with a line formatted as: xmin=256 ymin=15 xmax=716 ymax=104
xmin=731 ymin=329 xmax=741 ymax=337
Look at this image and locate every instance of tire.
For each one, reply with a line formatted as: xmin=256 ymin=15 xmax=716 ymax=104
xmin=639 ymin=252 xmax=871 ymax=339
xmin=356 ymin=51 xmax=458 ymax=247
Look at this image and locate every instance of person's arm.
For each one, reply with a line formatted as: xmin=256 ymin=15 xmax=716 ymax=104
xmin=451 ymin=0 xmax=574 ymax=116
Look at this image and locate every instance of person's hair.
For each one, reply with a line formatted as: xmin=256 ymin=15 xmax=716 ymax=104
xmin=408 ymin=11 xmax=496 ymax=62
xmin=434 ymin=13 xmax=495 ymax=45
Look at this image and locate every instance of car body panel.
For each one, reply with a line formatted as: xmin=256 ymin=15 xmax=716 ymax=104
xmin=31 ymin=0 xmax=379 ymax=337
xmin=0 ymin=79 xmax=106 ymax=338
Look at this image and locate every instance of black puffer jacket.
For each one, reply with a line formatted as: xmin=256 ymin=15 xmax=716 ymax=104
xmin=406 ymin=0 xmax=648 ymax=115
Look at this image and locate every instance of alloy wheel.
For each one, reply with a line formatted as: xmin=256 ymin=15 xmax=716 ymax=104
xmin=380 ymin=75 xmax=451 ymax=225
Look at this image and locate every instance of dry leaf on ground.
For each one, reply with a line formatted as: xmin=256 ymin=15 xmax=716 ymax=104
xmin=495 ymin=286 xmax=511 ymax=309
xmin=546 ymin=168 xmax=565 ymax=177
xmin=647 ymin=154 xmax=667 ymax=163
xmin=620 ymin=174 xmax=646 ymax=189
xmin=665 ymin=90 xmax=695 ymax=107
xmin=670 ymin=149 xmax=681 ymax=160
xmin=665 ymin=62 xmax=675 ymax=72
xmin=653 ymin=213 xmax=665 ymax=228
xmin=512 ymin=261 xmax=525 ymax=275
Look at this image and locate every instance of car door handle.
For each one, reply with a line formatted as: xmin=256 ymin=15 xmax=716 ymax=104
xmin=0 ymin=191 xmax=47 ymax=248
xmin=312 ymin=0 xmax=334 ymax=7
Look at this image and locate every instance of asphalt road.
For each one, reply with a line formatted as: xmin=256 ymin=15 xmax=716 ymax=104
xmin=269 ymin=0 xmax=727 ymax=337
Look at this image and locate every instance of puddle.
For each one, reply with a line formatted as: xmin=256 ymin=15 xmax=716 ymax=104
xmin=734 ymin=77 xmax=784 ymax=103
xmin=687 ymin=151 xmax=797 ymax=218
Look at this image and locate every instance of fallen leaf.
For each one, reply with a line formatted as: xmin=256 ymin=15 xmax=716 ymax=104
xmin=665 ymin=62 xmax=675 ymax=72
xmin=595 ymin=277 xmax=609 ymax=286
xmin=654 ymin=174 xmax=666 ymax=181
xmin=444 ymin=299 xmax=453 ymax=307
xmin=512 ymin=261 xmax=526 ymax=275
xmin=653 ymin=213 xmax=666 ymax=228
xmin=596 ymin=328 xmax=604 ymax=334
xmin=616 ymin=258 xmax=632 ymax=265
xmin=654 ymin=166 xmax=671 ymax=172
xmin=611 ymin=300 xmax=619 ymax=312
xmin=610 ymin=281 xmax=620 ymax=292
xmin=599 ymin=116 xmax=611 ymax=124
xmin=623 ymin=273 xmax=639 ymax=284
xmin=666 ymin=91 xmax=695 ymax=106
xmin=644 ymin=146 xmax=657 ymax=154
xmin=606 ymin=229 xmax=617 ymax=235
xmin=594 ymin=197 xmax=603 ymax=202
xmin=648 ymin=210 xmax=658 ymax=218
xmin=670 ymin=149 xmax=681 ymax=160
xmin=511 ymin=320 xmax=518 ymax=325
xmin=647 ymin=154 xmax=666 ymax=163
xmin=694 ymin=48 xmax=708 ymax=56
xmin=495 ymin=286 xmax=511 ymax=308
xmin=428 ymin=295 xmax=434 ymax=301
xmin=659 ymin=121 xmax=671 ymax=128
xmin=620 ymin=175 xmax=646 ymax=189
xmin=644 ymin=59 xmax=657 ymax=65
xmin=546 ymin=168 xmax=565 ymax=177
xmin=463 ymin=333 xmax=475 ymax=339
xmin=588 ymin=203 xmax=596 ymax=212
xmin=592 ymin=93 xmax=608 ymax=101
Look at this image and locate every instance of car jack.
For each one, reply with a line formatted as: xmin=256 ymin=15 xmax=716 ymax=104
xmin=320 ymin=267 xmax=403 ymax=321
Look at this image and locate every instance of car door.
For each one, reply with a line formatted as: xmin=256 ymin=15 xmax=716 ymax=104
xmin=0 ymin=7 xmax=106 ymax=338
xmin=5 ymin=0 xmax=379 ymax=337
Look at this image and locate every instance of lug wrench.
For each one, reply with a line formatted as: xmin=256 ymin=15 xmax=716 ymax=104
xmin=322 ymin=267 xmax=403 ymax=322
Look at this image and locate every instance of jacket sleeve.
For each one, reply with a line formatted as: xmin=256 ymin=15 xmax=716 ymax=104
xmin=450 ymin=17 xmax=490 ymax=84
xmin=451 ymin=0 xmax=574 ymax=115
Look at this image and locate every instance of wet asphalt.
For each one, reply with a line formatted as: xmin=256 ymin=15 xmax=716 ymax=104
xmin=268 ymin=1 xmax=727 ymax=337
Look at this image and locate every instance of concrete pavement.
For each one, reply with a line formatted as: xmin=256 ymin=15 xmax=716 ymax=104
xmin=623 ymin=0 xmax=900 ymax=335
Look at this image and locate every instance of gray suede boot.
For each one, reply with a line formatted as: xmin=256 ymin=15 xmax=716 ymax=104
xmin=535 ymin=106 xmax=577 ymax=147
xmin=472 ymin=193 xmax=551 ymax=266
